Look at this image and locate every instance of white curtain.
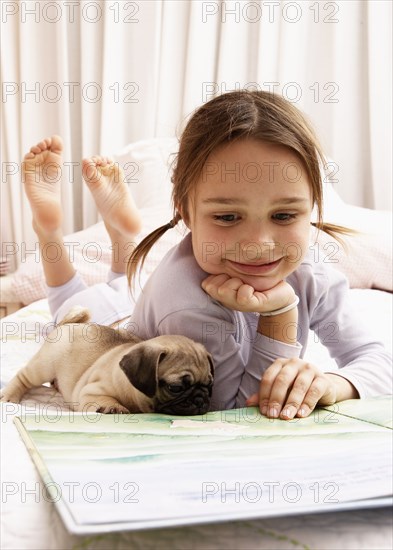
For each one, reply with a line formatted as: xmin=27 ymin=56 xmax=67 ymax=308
xmin=1 ymin=0 xmax=391 ymax=270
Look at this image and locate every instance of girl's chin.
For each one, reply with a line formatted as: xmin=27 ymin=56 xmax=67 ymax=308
xmin=242 ymin=276 xmax=282 ymax=293
xmin=206 ymin=265 xmax=284 ymax=293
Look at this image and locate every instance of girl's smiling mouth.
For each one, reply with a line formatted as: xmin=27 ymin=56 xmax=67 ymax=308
xmin=226 ymin=257 xmax=283 ymax=275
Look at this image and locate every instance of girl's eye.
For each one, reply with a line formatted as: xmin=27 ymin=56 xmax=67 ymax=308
xmin=213 ymin=214 xmax=238 ymax=223
xmin=273 ymin=213 xmax=297 ymax=222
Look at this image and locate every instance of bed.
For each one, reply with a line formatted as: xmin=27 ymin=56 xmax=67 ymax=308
xmin=1 ymin=138 xmax=392 ymax=549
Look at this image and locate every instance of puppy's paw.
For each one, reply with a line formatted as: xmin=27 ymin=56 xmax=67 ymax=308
xmin=96 ymin=404 xmax=130 ymax=414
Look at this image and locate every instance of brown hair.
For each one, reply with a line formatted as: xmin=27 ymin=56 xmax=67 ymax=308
xmin=127 ymin=90 xmax=353 ymax=287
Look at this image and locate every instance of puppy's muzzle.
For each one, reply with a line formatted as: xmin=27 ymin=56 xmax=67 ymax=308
xmin=155 ymin=383 xmax=212 ymax=416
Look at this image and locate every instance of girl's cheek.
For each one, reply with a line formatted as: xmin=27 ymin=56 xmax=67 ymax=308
xmin=281 ymin=230 xmax=309 ymax=260
xmin=289 ymin=240 xmax=309 ymax=262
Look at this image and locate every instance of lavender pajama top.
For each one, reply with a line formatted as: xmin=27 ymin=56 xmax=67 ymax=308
xmin=49 ymin=233 xmax=392 ymax=410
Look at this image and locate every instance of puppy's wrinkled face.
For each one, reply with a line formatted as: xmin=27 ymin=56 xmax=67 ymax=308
xmin=155 ymin=353 xmax=214 ymax=416
xmin=119 ymin=335 xmax=214 ymax=415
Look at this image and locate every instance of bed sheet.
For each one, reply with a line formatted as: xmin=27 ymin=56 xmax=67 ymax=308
xmin=1 ymin=292 xmax=392 ymax=550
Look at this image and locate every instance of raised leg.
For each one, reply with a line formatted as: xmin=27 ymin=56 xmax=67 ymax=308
xmin=22 ymin=135 xmax=75 ymax=287
xmin=82 ymin=157 xmax=142 ymax=274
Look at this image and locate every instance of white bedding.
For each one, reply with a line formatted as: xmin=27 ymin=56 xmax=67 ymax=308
xmin=1 ymin=291 xmax=392 ymax=550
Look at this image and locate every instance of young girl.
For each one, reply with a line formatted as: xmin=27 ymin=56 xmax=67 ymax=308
xmin=22 ymin=91 xmax=391 ymax=420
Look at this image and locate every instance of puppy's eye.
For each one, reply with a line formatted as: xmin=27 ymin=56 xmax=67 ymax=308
xmin=167 ymin=384 xmax=183 ymax=394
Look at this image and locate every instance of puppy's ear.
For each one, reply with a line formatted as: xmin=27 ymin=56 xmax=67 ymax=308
xmin=119 ymin=345 xmax=166 ymax=398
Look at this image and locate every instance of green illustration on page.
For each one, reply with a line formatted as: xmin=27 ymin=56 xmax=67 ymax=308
xmin=13 ymin=396 xmax=393 ymax=535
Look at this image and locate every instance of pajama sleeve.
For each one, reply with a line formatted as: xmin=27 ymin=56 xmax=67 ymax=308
xmin=157 ymin=304 xmax=301 ymax=410
xmin=306 ymin=265 xmax=393 ymax=398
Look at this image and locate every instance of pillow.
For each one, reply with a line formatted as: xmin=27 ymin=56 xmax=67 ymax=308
xmin=11 ymin=205 xmax=185 ymax=306
xmin=314 ymin=179 xmax=392 ymax=291
xmin=9 ymin=138 xmax=392 ymax=305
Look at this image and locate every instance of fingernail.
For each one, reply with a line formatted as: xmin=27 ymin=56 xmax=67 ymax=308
xmin=298 ymin=406 xmax=309 ymax=417
xmin=282 ymin=406 xmax=295 ymax=419
xmin=260 ymin=400 xmax=269 ymax=415
xmin=269 ymin=407 xmax=280 ymax=418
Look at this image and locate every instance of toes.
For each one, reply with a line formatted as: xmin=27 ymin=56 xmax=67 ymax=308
xmin=82 ymin=159 xmax=97 ymax=172
xmin=37 ymin=140 xmax=48 ymax=151
xmin=26 ymin=135 xmax=63 ymax=158
xmin=82 ymin=159 xmax=99 ymax=182
xmin=82 ymin=155 xmax=113 ymax=169
xmin=90 ymin=155 xmax=102 ymax=166
xmin=99 ymin=156 xmax=111 ymax=167
xmin=31 ymin=139 xmax=49 ymax=154
xmin=49 ymin=135 xmax=63 ymax=153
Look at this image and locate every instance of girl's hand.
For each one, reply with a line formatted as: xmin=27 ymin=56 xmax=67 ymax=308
xmin=245 ymin=358 xmax=339 ymax=420
xmin=201 ymin=274 xmax=296 ymax=314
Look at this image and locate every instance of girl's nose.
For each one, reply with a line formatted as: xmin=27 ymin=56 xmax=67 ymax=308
xmin=240 ymin=240 xmax=276 ymax=263
xmin=239 ymin=224 xmax=276 ymax=260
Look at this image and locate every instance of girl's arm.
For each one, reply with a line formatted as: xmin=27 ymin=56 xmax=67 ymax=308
xmin=305 ymin=263 xmax=392 ymax=400
xmin=248 ymin=259 xmax=391 ymax=419
xmin=201 ymin=269 xmax=385 ymax=420
xmin=251 ymin=306 xmax=358 ymax=419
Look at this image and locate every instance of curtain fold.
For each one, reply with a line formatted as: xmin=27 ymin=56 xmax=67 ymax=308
xmin=1 ymin=0 xmax=391 ymax=269
xmin=366 ymin=0 xmax=392 ymax=209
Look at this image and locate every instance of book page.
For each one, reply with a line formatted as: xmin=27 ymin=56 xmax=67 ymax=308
xmin=322 ymin=395 xmax=393 ymax=429
xmin=13 ymin=398 xmax=392 ymax=533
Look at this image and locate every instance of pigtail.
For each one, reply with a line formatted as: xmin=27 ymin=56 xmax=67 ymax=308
xmin=311 ymin=221 xmax=358 ymax=251
xmin=127 ymin=212 xmax=182 ymax=290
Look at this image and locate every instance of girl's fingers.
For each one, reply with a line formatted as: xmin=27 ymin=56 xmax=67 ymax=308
xmin=216 ymin=277 xmax=244 ymax=297
xmin=259 ymin=359 xmax=324 ymax=419
xmin=236 ymin=284 xmax=256 ymax=304
xmin=250 ymin=359 xmax=336 ymax=420
xmin=279 ymin=364 xmax=319 ymax=419
xmin=263 ymin=359 xmax=303 ymax=418
xmin=258 ymin=359 xmax=289 ymax=416
xmin=201 ymin=274 xmax=230 ymax=293
xmin=296 ymin=376 xmax=331 ymax=418
xmin=202 ymin=275 xmax=250 ymax=308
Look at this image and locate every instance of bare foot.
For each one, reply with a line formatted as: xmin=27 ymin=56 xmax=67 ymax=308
xmin=22 ymin=136 xmax=63 ymax=234
xmin=82 ymin=157 xmax=142 ymax=236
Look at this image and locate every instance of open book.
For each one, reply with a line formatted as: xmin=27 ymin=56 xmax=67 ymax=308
xmin=14 ymin=396 xmax=392 ymax=535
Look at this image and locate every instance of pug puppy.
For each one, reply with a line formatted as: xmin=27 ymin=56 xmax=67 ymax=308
xmin=0 ymin=308 xmax=214 ymax=416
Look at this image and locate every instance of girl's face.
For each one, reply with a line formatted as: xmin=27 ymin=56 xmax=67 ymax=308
xmin=185 ymin=139 xmax=314 ymax=292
